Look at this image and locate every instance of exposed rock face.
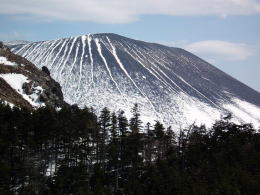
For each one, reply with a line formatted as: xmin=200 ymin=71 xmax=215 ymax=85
xmin=0 ymin=42 xmax=67 ymax=109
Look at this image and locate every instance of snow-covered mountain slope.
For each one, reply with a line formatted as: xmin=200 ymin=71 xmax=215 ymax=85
xmin=0 ymin=42 xmax=67 ymax=109
xmin=9 ymin=33 xmax=260 ymax=128
xmin=4 ymin=40 xmax=32 ymax=46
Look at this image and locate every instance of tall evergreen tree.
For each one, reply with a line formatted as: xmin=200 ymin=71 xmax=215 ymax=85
xmin=129 ymin=103 xmax=142 ymax=135
xmin=99 ymin=107 xmax=111 ymax=169
xmin=154 ymin=121 xmax=165 ymax=160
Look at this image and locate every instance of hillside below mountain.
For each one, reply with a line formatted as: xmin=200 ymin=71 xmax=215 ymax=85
xmin=0 ymin=42 xmax=67 ymax=109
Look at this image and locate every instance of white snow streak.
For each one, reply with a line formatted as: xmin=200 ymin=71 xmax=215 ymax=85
xmin=49 ymin=39 xmax=68 ymax=69
xmin=87 ymin=35 xmax=94 ymax=85
xmin=43 ymin=40 xmax=62 ymax=65
xmin=75 ymin=35 xmax=87 ymax=99
xmin=58 ymin=37 xmax=77 ymax=79
xmin=24 ymin=41 xmax=43 ymax=58
xmin=55 ymin=38 xmax=70 ymax=74
xmin=130 ymin=45 xmax=178 ymax=93
xmin=14 ymin=44 xmax=29 ymax=55
xmin=142 ymin=47 xmax=220 ymax=108
xmin=21 ymin=43 xmax=36 ymax=58
xmin=106 ymin=37 xmax=157 ymax=113
xmin=95 ymin=38 xmax=124 ymax=97
xmin=31 ymin=41 xmax=52 ymax=63
xmin=153 ymin=62 xmax=185 ymax=93
xmin=122 ymin=43 xmax=177 ymax=93
xmin=64 ymin=39 xmax=80 ymax=90
xmin=34 ymin=40 xmax=55 ymax=64
xmin=176 ymin=74 xmax=220 ymax=108
xmin=133 ymin=46 xmax=184 ymax=93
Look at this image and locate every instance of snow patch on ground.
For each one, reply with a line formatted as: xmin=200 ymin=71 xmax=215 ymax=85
xmin=0 ymin=56 xmax=17 ymax=66
xmin=0 ymin=73 xmax=45 ymax=108
xmin=3 ymin=100 xmax=15 ymax=108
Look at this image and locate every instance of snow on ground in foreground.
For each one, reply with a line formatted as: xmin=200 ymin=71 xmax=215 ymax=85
xmin=0 ymin=56 xmax=17 ymax=66
xmin=0 ymin=73 xmax=45 ymax=108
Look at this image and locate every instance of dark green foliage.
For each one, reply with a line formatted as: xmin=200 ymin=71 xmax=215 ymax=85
xmin=42 ymin=66 xmax=50 ymax=76
xmin=0 ymin=102 xmax=259 ymax=194
xmin=129 ymin=103 xmax=142 ymax=135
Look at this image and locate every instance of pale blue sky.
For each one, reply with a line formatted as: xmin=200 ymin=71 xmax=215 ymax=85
xmin=0 ymin=0 xmax=259 ymax=92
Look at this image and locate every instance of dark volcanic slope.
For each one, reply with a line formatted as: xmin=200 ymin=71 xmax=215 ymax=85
xmin=0 ymin=42 xmax=67 ymax=109
xmin=9 ymin=33 xmax=260 ymax=127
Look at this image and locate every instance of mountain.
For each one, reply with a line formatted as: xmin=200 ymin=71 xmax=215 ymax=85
xmin=4 ymin=40 xmax=32 ymax=46
xmin=0 ymin=42 xmax=67 ymax=109
xmin=8 ymin=33 xmax=260 ymax=127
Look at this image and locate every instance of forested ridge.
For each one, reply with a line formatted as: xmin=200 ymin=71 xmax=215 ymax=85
xmin=0 ymin=102 xmax=260 ymax=194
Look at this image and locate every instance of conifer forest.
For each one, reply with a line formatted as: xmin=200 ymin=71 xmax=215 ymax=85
xmin=0 ymin=102 xmax=260 ymax=194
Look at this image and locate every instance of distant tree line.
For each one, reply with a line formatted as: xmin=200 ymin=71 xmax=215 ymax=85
xmin=0 ymin=102 xmax=259 ymax=194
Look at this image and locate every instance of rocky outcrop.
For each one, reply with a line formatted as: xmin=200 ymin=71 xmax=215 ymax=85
xmin=0 ymin=42 xmax=68 ymax=109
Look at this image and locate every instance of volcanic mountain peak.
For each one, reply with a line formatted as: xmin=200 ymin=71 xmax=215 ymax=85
xmin=8 ymin=33 xmax=260 ymax=128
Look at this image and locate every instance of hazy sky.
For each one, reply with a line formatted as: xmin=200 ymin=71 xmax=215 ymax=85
xmin=0 ymin=0 xmax=259 ymax=92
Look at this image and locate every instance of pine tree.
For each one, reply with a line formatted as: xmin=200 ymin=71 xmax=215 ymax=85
xmin=164 ymin=126 xmax=176 ymax=160
xmin=129 ymin=103 xmax=142 ymax=135
xmin=110 ymin=112 xmax=118 ymax=140
xmin=107 ymin=112 xmax=120 ymax=192
xmin=128 ymin=104 xmax=143 ymax=183
xmin=117 ymin=110 xmax=128 ymax=183
xmin=99 ymin=107 xmax=111 ymax=170
xmin=118 ymin=110 xmax=128 ymax=137
xmin=154 ymin=121 xmax=165 ymax=160
xmin=144 ymin=122 xmax=154 ymax=164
